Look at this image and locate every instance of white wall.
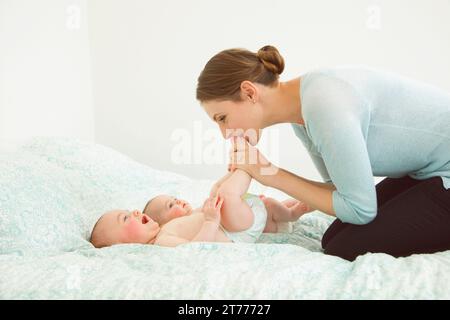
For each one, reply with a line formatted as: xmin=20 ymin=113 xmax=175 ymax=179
xmin=2 ymin=0 xmax=450 ymax=187
xmin=0 ymin=1 xmax=5 ymax=140
xmin=87 ymin=0 xmax=450 ymax=185
xmin=0 ymin=0 xmax=94 ymax=151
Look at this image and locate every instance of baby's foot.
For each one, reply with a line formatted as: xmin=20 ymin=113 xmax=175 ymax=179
xmin=261 ymin=196 xmax=298 ymax=233
xmin=261 ymin=196 xmax=292 ymax=222
xmin=276 ymin=221 xmax=293 ymax=233
xmin=262 ymin=196 xmax=310 ymax=221
xmin=288 ymin=200 xmax=311 ymax=220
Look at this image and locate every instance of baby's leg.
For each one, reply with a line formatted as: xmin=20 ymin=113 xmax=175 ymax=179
xmin=217 ymin=169 xmax=254 ymax=232
xmin=261 ymin=196 xmax=307 ymax=222
xmin=263 ymin=210 xmax=278 ymax=233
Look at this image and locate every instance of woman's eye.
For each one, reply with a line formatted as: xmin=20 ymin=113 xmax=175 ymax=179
xmin=169 ymin=202 xmax=173 ymax=208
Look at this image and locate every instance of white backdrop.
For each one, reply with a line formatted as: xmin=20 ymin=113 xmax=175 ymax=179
xmin=87 ymin=0 xmax=450 ymax=184
xmin=0 ymin=0 xmax=94 ymax=151
xmin=2 ymin=0 xmax=450 ymax=187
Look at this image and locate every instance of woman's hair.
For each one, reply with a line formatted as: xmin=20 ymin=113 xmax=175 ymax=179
xmin=196 ymin=45 xmax=285 ymax=103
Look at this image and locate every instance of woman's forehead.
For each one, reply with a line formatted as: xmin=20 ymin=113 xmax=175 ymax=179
xmin=203 ymin=100 xmax=235 ymax=111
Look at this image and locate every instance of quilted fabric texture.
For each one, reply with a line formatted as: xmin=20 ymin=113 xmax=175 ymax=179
xmin=1 ymin=137 xmax=450 ymax=299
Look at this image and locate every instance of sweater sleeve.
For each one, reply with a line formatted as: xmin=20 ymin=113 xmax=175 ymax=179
xmin=309 ymin=152 xmax=332 ymax=183
xmin=302 ymin=74 xmax=377 ymax=224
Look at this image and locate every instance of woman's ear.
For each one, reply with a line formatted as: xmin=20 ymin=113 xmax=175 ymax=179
xmin=240 ymin=81 xmax=258 ymax=103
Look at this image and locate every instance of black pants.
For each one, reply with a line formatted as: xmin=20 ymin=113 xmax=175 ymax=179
xmin=322 ymin=176 xmax=450 ymax=261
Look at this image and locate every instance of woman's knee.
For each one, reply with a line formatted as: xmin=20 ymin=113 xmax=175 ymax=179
xmin=321 ymin=219 xmax=347 ymax=250
xmin=323 ymin=240 xmax=362 ymax=261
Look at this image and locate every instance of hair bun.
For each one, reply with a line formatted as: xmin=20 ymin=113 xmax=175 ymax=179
xmin=257 ymin=45 xmax=285 ymax=75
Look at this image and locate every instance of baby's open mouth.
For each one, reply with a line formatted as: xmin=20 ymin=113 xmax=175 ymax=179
xmin=141 ymin=215 xmax=150 ymax=224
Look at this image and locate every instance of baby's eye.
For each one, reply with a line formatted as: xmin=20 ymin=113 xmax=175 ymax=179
xmin=124 ymin=215 xmax=128 ymax=221
xmin=218 ymin=116 xmax=226 ymax=123
xmin=169 ymin=198 xmax=177 ymax=208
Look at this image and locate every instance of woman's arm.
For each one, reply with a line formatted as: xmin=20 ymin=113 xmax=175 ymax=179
xmin=229 ymin=75 xmax=379 ymax=224
xmin=267 ymin=167 xmax=336 ymax=217
xmin=304 ymin=179 xmax=336 ymax=191
xmin=229 ymin=137 xmax=336 ymax=216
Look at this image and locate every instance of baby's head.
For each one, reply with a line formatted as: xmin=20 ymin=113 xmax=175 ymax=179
xmin=142 ymin=194 xmax=192 ymax=225
xmin=90 ymin=209 xmax=160 ymax=248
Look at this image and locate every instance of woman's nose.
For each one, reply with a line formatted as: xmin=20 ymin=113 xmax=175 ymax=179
xmin=220 ymin=125 xmax=231 ymax=139
xmin=220 ymin=127 xmax=226 ymax=139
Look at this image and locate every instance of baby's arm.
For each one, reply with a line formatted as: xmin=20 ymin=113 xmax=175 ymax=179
xmin=217 ymin=169 xmax=254 ymax=232
xmin=156 ymin=196 xmax=223 ymax=247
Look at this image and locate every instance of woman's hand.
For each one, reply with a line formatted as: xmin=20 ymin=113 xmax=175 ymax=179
xmin=201 ymin=195 xmax=224 ymax=225
xmin=228 ymin=137 xmax=279 ymax=185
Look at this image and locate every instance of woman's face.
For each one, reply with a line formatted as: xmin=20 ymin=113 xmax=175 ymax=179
xmin=202 ymin=99 xmax=264 ymax=145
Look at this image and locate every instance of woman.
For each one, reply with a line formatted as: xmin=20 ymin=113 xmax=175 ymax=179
xmin=196 ymin=45 xmax=450 ymax=261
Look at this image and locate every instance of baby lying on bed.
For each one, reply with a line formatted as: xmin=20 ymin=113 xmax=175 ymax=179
xmin=90 ymin=169 xmax=311 ymax=248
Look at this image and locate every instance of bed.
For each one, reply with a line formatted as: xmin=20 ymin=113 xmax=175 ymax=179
xmin=1 ymin=138 xmax=449 ymax=299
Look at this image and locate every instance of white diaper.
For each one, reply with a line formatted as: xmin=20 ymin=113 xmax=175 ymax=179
xmin=221 ymin=193 xmax=267 ymax=243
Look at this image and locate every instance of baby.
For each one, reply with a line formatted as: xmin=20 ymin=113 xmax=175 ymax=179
xmin=90 ymin=169 xmax=312 ymax=248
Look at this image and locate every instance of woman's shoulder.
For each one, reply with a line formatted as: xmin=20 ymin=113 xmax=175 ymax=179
xmin=302 ymin=64 xmax=381 ymax=84
xmin=301 ymin=67 xmax=360 ymax=105
xmin=300 ymin=66 xmax=372 ymax=125
xmin=302 ymin=66 xmax=349 ymax=92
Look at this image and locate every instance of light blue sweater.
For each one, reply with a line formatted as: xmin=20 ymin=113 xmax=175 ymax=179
xmin=292 ymin=66 xmax=450 ymax=225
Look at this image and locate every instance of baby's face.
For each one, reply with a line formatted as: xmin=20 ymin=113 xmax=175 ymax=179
xmin=143 ymin=195 xmax=192 ymax=225
xmin=93 ymin=209 xmax=160 ymax=247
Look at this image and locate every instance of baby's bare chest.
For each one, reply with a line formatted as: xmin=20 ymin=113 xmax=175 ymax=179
xmin=160 ymin=212 xmax=205 ymax=239
xmin=157 ymin=212 xmax=231 ymax=243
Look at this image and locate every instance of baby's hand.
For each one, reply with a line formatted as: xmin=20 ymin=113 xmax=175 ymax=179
xmin=209 ymin=183 xmax=220 ymax=197
xmin=201 ymin=195 xmax=224 ymax=225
